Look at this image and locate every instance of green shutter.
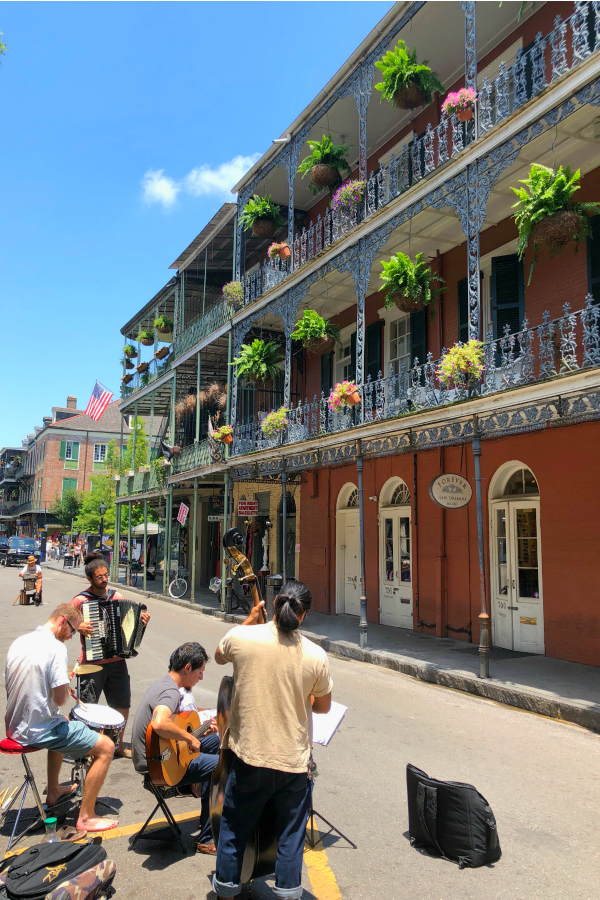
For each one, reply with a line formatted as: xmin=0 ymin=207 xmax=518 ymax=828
xmin=491 ymin=254 xmax=525 ymax=339
xmin=410 ymin=309 xmax=427 ymax=369
xmin=59 ymin=440 xmax=66 ymax=460
xmin=320 ymin=352 xmax=333 ymax=397
xmin=62 ymin=477 xmax=78 ymax=498
xmin=71 ymin=442 xmax=79 ymax=462
xmin=458 ymin=278 xmax=469 ymax=344
xmin=587 ymin=215 xmax=600 ymax=305
xmin=366 ymin=321 xmax=383 ymax=382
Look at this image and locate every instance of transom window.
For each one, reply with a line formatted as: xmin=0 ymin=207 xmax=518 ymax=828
xmin=391 ymin=484 xmax=411 ymax=505
xmin=389 ymin=317 xmax=411 ymax=375
xmin=346 ymin=489 xmax=359 ymax=508
xmin=503 ymin=468 xmax=538 ymax=496
xmin=94 ymin=443 xmax=107 ymax=462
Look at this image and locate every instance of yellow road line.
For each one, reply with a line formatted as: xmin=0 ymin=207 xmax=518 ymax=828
xmin=303 ymin=820 xmax=343 ymax=900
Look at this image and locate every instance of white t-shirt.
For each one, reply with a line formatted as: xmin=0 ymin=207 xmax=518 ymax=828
xmin=4 ymin=626 xmax=70 ymax=745
xmin=20 ymin=564 xmax=41 ymax=577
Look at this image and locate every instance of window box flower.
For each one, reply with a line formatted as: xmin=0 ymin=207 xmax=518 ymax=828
xmin=436 ymin=341 xmax=484 ymax=388
xmin=329 ymin=381 xmax=361 ymax=411
xmin=442 ymin=87 xmax=477 ymax=122
xmin=261 ymin=407 xmax=289 ymax=437
xmin=213 ymin=424 xmax=234 ymax=444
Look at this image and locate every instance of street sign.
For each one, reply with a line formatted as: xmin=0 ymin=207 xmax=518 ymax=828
xmin=428 ymin=474 xmax=472 ymax=509
xmin=177 ymin=503 xmax=189 ymax=526
xmin=208 ymin=515 xmax=223 ymax=523
xmin=238 ymin=500 xmax=258 ymax=516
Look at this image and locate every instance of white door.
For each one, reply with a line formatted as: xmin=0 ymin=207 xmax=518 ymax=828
xmin=380 ymin=509 xmax=413 ymax=628
xmin=343 ymin=513 xmax=360 ymax=616
xmin=491 ymin=501 xmax=544 ymax=653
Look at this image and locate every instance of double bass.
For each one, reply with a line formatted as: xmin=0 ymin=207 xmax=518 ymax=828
xmin=209 ymin=528 xmax=278 ymax=882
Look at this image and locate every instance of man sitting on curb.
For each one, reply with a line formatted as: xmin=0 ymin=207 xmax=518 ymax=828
xmin=4 ymin=603 xmax=118 ymax=832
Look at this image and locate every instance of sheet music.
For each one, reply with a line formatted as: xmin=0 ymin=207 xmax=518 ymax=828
xmin=312 ymin=701 xmax=347 ymax=746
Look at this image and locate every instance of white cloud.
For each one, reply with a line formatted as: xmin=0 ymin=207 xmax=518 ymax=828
xmin=141 ymin=169 xmax=181 ymax=209
xmin=141 ymin=153 xmax=261 ymax=209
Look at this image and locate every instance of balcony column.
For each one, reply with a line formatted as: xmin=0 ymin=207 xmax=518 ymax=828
xmin=148 ymin=390 xmax=154 ymax=465
xmin=112 ymin=502 xmax=121 ymax=582
xmin=220 ymin=471 xmax=229 ymax=613
xmin=281 ymin=465 xmax=287 ymax=580
xmin=236 ymin=193 xmax=250 ymax=282
xmin=163 ymin=487 xmax=173 ymax=597
xmin=285 ymin=140 xmax=303 ymax=253
xmin=191 ymin=478 xmax=198 ymax=603
xmin=230 ymin=327 xmax=240 ymax=443
xmin=195 ymin=351 xmax=201 ymax=444
xmin=180 ymin=270 xmax=186 ymax=332
xmin=356 ymin=440 xmax=368 ymax=650
xmin=472 ymin=421 xmax=490 ymax=679
xmin=127 ymin=500 xmax=132 ymax=589
xmin=284 ymin=334 xmax=292 ymax=410
xmin=132 ymin=401 xmax=138 ymax=468
xmin=143 ymin=499 xmax=148 ymax=593
xmin=170 ymin=370 xmax=177 ymax=445
xmin=461 ymin=0 xmax=481 ymax=340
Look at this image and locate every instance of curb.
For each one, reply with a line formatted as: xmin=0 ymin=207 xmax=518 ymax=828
xmin=44 ymin=564 xmax=600 ymax=735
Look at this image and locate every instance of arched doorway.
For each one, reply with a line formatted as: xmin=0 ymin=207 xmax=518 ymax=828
xmin=336 ymin=484 xmax=360 ymax=616
xmin=489 ymin=462 xmax=544 ymax=654
xmin=379 ymin=478 xmax=413 ymax=628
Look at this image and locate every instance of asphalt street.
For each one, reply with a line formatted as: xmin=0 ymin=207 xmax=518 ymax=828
xmin=1 ymin=566 xmax=599 ymax=899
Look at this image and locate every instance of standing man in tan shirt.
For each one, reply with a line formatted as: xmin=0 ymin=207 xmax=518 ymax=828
xmin=213 ymin=581 xmax=332 ymax=900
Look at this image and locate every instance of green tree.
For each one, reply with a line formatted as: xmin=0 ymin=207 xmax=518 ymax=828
xmin=74 ymin=439 xmax=119 ymax=533
xmin=121 ymin=417 xmax=149 ymax=471
xmin=50 ymin=489 xmax=82 ymax=528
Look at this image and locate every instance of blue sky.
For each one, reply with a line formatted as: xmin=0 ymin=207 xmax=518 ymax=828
xmin=0 ymin=1 xmax=393 ymax=446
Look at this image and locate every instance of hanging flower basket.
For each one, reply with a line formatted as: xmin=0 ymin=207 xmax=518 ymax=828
xmin=306 ymin=334 xmax=336 ymax=355
xmin=267 ymin=242 xmax=291 ymax=261
xmin=121 ymin=374 xmax=134 ymax=385
xmin=311 ymin=164 xmax=340 ymax=187
xmin=390 ymin=291 xmax=426 ymax=314
xmin=329 ymin=381 xmax=361 ymax=411
xmin=393 ymin=83 xmax=427 ymax=110
xmin=123 ymin=346 xmax=137 ymax=359
xmin=125 ymin=360 xmax=135 ymax=370
xmin=213 ymin=425 xmax=234 ymax=444
xmin=442 ymin=88 xmax=477 ymax=122
xmin=261 ymin=407 xmax=289 ymax=437
xmin=154 ymin=346 xmax=169 ymax=360
xmin=252 ymin=219 xmax=277 ymax=238
xmin=457 ymin=108 xmax=474 ymax=122
xmin=436 ymin=340 xmax=484 ymax=388
xmin=531 ymin=209 xmax=584 ymax=253
xmin=136 ymin=362 xmax=150 ymax=374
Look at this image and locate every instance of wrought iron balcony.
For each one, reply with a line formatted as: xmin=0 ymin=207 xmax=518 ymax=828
xmin=171 ymin=439 xmax=214 ymax=473
xmin=120 ymin=356 xmax=172 ymax=400
xmin=116 ymin=463 xmax=163 ymax=499
xmin=232 ymin=296 xmax=600 ymax=457
xmin=171 ymin=302 xmax=232 ymax=360
xmin=240 ymin=3 xmax=600 ymax=309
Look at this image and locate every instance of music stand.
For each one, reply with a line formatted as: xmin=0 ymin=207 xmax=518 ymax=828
xmin=305 ymin=782 xmax=356 ymax=850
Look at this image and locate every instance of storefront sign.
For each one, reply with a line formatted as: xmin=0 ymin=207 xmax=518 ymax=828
xmin=207 ymin=515 xmax=223 ymax=523
xmin=177 ymin=503 xmax=189 ymax=526
xmin=209 ymin=495 xmax=224 ymax=516
xmin=238 ymin=500 xmax=258 ymax=516
xmin=428 ymin=474 xmax=472 ymax=509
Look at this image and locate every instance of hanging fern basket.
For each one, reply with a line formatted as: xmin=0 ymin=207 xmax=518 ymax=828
xmin=136 ymin=362 xmax=150 ymax=374
xmin=310 ymin=164 xmax=340 ymax=187
xmin=121 ymin=374 xmax=134 ymax=385
xmin=124 ymin=348 xmax=138 ymax=359
xmin=125 ymin=360 xmax=134 ymax=370
xmin=306 ymin=335 xmax=336 ymax=355
xmin=391 ymin=291 xmax=425 ymax=314
xmin=531 ymin=209 xmax=583 ymax=253
xmin=157 ymin=327 xmax=173 ymax=343
xmin=252 ymin=219 xmax=277 ymax=238
xmin=393 ymin=84 xmax=427 ymax=110
xmin=140 ymin=337 xmax=154 ymax=347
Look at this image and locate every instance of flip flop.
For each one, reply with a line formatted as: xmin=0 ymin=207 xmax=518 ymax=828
xmin=57 ymin=826 xmax=88 ymax=842
xmin=114 ymin=748 xmax=132 ymax=759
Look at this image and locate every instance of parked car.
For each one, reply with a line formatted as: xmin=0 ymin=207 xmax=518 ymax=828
xmin=0 ymin=536 xmax=41 ymax=567
xmin=0 ymin=536 xmax=9 ymax=554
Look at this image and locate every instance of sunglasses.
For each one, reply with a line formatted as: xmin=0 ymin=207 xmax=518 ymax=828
xmin=63 ymin=618 xmax=77 ymax=637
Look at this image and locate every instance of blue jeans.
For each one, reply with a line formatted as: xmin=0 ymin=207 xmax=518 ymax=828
xmin=214 ymin=755 xmax=311 ymax=900
xmin=176 ymin=731 xmax=220 ymax=845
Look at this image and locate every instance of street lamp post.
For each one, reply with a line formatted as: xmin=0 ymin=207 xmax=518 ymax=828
xmin=99 ymin=502 xmax=107 ymax=550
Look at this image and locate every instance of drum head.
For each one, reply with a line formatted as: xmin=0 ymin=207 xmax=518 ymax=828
xmin=71 ymin=704 xmax=126 ymax=730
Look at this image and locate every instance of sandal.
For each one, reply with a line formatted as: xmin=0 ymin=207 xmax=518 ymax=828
xmin=57 ymin=826 xmax=88 ymax=842
xmin=114 ymin=747 xmax=132 ymax=759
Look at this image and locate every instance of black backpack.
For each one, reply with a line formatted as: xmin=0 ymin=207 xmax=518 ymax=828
xmin=0 ymin=842 xmax=106 ymax=900
xmin=406 ymin=764 xmax=501 ymax=869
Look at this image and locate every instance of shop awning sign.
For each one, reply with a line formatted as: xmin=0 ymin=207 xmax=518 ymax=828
xmin=238 ymin=500 xmax=258 ymax=516
xmin=177 ymin=503 xmax=189 ymax=526
xmin=428 ymin=474 xmax=472 ymax=509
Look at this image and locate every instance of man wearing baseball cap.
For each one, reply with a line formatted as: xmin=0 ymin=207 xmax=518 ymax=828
xmin=19 ymin=555 xmax=42 ymax=605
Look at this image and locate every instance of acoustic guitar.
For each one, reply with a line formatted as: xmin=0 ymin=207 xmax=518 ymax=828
xmin=209 ymin=528 xmax=277 ymax=883
xmin=145 ymin=710 xmax=214 ymax=787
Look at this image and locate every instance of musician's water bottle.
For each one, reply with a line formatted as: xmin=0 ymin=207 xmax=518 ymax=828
xmin=41 ymin=817 xmax=59 ymax=843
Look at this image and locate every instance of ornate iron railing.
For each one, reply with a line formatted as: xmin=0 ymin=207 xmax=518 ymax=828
xmin=171 ymin=440 xmax=213 ymax=473
xmin=116 ymin=463 xmax=164 ymax=499
xmin=240 ymin=2 xmax=600 ymax=308
xmin=232 ymin=297 xmax=600 ymax=456
xmin=172 ymin=302 xmax=231 ymax=359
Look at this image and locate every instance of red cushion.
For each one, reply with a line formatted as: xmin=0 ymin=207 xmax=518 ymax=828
xmin=0 ymin=738 xmax=39 ymax=754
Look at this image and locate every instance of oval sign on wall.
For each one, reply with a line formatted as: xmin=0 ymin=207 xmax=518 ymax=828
xmin=429 ymin=474 xmax=472 ymax=509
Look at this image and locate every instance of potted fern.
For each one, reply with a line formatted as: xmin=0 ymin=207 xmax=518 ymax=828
xmin=261 ymin=406 xmax=289 ymax=438
xmin=121 ymin=356 xmax=135 ymax=371
xmin=123 ymin=344 xmax=137 ymax=359
xmin=222 ymin=281 xmax=244 ymax=309
xmin=154 ymin=314 xmax=174 ymax=342
xmin=379 ymin=252 xmax=445 ymax=313
xmin=512 ymin=164 xmax=600 ymax=284
xmin=297 ymin=134 xmax=352 ymax=194
xmin=291 ymin=310 xmax=340 ymax=355
xmin=240 ymin=195 xmax=285 ymax=238
xmin=137 ymin=329 xmax=155 ymax=347
xmin=140 ymin=371 xmax=151 ymax=387
xmin=231 ymin=338 xmax=284 ymax=383
xmin=375 ymin=40 xmax=444 ymax=110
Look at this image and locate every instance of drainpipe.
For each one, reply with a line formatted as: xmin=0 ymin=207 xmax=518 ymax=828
xmin=112 ymin=502 xmax=121 ymax=582
xmin=143 ymin=499 xmax=147 ymax=593
xmin=357 ymin=440 xmax=368 ymax=650
xmin=472 ymin=418 xmax=490 ymax=678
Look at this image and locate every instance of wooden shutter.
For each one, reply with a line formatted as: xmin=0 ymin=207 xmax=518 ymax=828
xmin=587 ymin=214 xmax=600 ymax=305
xmin=366 ymin=321 xmax=383 ymax=382
xmin=458 ymin=278 xmax=469 ymax=344
xmin=491 ymin=254 xmax=524 ymax=339
xmin=410 ymin=309 xmax=427 ymax=368
xmin=62 ymin=477 xmax=78 ymax=498
xmin=59 ymin=440 xmax=66 ymax=460
xmin=321 ymin=352 xmax=333 ymax=397
xmin=71 ymin=442 xmax=79 ymax=462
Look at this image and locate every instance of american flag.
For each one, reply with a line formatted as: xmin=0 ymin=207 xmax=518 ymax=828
xmin=85 ymin=381 xmax=114 ymax=421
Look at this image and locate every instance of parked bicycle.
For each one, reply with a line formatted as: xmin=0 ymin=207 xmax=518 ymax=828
xmin=169 ymin=565 xmax=189 ymax=599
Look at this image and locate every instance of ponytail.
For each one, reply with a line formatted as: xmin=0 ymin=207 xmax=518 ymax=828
xmin=273 ymin=581 xmax=312 ymax=636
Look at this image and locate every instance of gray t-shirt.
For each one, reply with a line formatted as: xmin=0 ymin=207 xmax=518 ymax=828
xmin=131 ymin=674 xmax=182 ymax=773
xmin=4 ymin=626 xmax=69 ymax=745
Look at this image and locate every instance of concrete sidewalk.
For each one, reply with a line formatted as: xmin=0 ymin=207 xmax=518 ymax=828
xmin=43 ymin=560 xmax=600 ymax=734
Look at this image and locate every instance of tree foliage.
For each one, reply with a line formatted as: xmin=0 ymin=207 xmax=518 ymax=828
xmin=50 ymin=489 xmax=82 ymax=528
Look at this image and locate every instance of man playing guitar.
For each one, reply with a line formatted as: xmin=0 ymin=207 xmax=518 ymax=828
xmin=131 ymin=642 xmax=220 ymax=854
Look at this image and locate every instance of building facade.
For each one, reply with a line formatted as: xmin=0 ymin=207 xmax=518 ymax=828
xmin=115 ymin=1 xmax=600 ymax=668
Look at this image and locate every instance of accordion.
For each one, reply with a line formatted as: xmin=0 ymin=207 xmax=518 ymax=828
xmin=81 ymin=592 xmax=147 ymax=661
